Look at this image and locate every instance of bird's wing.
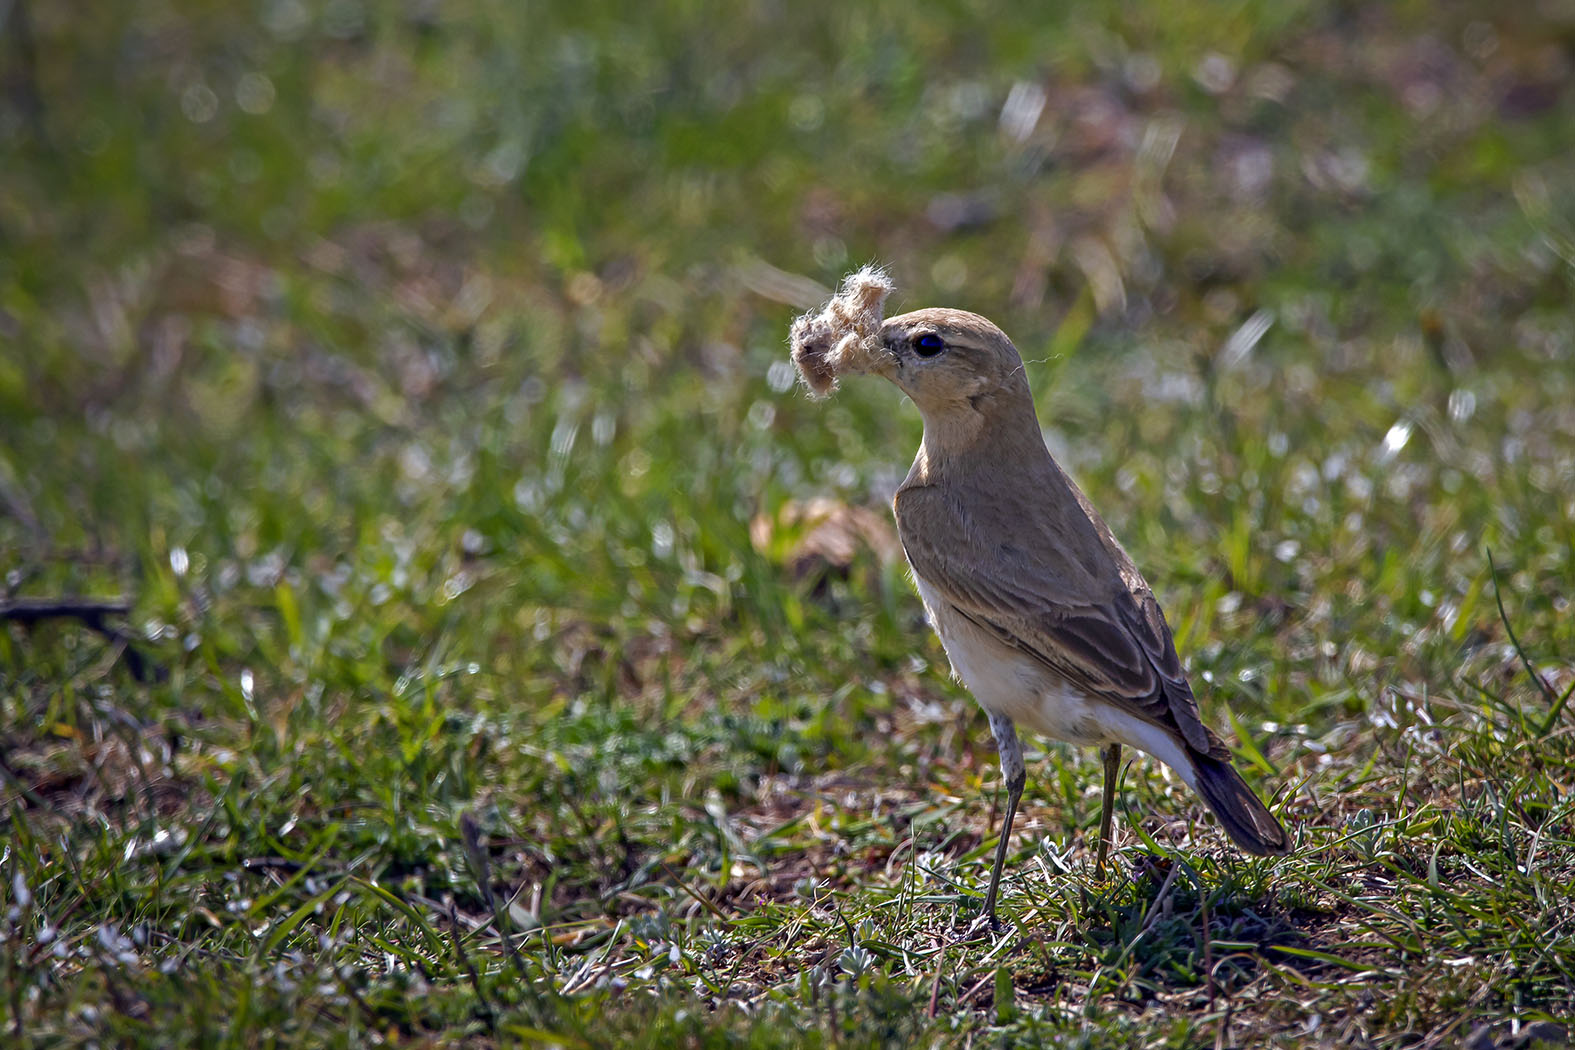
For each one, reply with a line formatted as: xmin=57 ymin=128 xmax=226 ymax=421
xmin=895 ymin=482 xmax=1214 ymax=753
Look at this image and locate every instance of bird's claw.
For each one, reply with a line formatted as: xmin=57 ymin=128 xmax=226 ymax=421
xmin=963 ymin=910 xmax=1007 ymax=941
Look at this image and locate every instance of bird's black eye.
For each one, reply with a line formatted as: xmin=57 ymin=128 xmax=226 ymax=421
xmin=913 ymin=333 xmax=945 ymax=358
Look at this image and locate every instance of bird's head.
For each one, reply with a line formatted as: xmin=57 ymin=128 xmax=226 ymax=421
xmin=876 ymin=308 xmax=1031 ymax=418
xmin=789 ymin=269 xmax=1034 ymax=443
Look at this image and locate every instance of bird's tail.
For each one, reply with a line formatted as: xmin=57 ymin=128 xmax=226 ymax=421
xmin=1188 ymin=749 xmax=1289 ymax=856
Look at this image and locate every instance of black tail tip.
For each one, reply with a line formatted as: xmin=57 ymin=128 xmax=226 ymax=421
xmin=1191 ymin=751 xmax=1290 ymax=856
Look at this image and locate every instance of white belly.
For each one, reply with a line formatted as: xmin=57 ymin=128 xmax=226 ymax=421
xmin=911 ymin=571 xmax=1197 ymax=786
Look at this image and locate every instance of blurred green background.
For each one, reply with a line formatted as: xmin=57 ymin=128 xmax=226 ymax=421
xmin=3 ymin=1 xmax=1574 ymax=1046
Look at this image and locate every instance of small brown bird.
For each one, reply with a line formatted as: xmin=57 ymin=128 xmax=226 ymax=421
xmin=791 ymin=270 xmax=1288 ymax=928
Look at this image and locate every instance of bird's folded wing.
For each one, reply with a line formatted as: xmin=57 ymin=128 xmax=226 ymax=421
xmin=895 ymin=485 xmax=1213 ymax=753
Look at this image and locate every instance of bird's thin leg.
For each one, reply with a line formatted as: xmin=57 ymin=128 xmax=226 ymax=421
xmin=1096 ymin=742 xmax=1122 ymax=876
xmin=983 ymin=712 xmax=1025 ymax=930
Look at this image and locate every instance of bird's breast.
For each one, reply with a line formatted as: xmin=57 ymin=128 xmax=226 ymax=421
xmin=910 ymin=570 xmax=1110 ymax=747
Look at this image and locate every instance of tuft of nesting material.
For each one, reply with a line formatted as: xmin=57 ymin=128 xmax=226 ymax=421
xmin=789 ymin=265 xmax=895 ymax=398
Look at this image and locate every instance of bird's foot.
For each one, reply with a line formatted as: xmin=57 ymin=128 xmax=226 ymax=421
xmin=963 ymin=910 xmax=1008 ymax=941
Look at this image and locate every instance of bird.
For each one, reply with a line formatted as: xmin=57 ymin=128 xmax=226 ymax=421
xmin=792 ymin=280 xmax=1288 ymax=929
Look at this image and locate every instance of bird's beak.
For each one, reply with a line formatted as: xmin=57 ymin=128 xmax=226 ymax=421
xmin=831 ymin=332 xmax=897 ymax=380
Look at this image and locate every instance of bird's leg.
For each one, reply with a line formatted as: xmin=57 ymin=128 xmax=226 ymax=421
xmin=1096 ymin=743 xmax=1122 ymax=876
xmin=982 ymin=712 xmax=1025 ymax=930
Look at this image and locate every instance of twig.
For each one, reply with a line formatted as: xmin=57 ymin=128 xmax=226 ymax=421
xmin=1108 ymin=860 xmax=1182 ymax=1003
xmin=927 ymin=944 xmax=946 ymax=1019
xmin=1485 ymin=551 xmax=1558 ymax=719
xmin=460 ymin=812 xmax=526 ymax=979
xmin=0 ymin=595 xmax=161 ymax=682
xmin=1213 ymin=993 xmax=1235 ymax=1050
xmin=658 ymin=860 xmax=729 ymax=921
xmin=446 ymin=897 xmax=497 ymax=1032
xmin=0 ymin=596 xmax=130 ymax=624
xmin=1201 ymin=880 xmax=1216 ymax=1008
xmin=955 ymin=970 xmax=994 ymax=1009
xmin=1193 ymin=867 xmax=1229 ymax=1050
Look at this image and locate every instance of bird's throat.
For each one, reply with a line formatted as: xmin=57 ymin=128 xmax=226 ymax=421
xmin=914 ymin=388 xmax=1044 ymax=481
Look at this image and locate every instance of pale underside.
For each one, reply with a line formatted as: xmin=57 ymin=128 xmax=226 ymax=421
xmin=910 ymin=571 xmax=1198 ymax=791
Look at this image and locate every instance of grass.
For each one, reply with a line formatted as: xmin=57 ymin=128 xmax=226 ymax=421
xmin=2 ymin=0 xmax=1574 ymax=1045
